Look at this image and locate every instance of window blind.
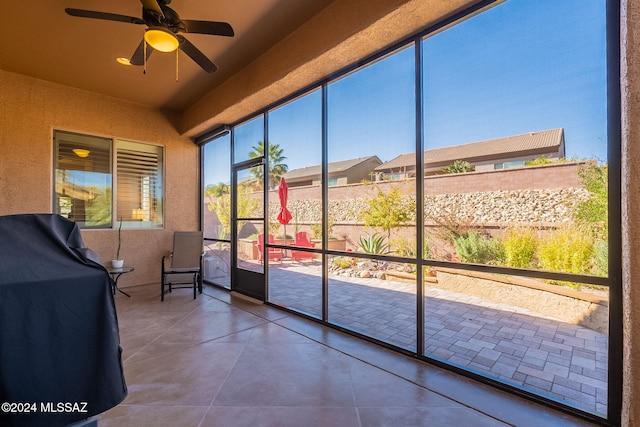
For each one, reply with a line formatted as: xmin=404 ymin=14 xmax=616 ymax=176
xmin=116 ymin=141 xmax=163 ymax=227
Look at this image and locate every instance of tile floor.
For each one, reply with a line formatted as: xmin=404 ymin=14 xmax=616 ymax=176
xmin=98 ymin=283 xmax=602 ymax=427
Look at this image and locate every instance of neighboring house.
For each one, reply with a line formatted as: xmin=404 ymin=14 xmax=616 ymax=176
xmin=284 ymin=156 xmax=382 ymax=187
xmin=375 ymin=128 xmax=566 ymax=179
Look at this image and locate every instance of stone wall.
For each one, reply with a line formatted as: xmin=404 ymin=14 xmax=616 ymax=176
xmin=205 ymin=162 xmax=592 ymax=240
xmin=269 ymin=187 xmax=589 ymax=226
xmin=264 ymin=161 xmax=591 ymax=227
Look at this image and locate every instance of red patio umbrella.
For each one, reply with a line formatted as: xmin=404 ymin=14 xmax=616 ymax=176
xmin=277 ymin=177 xmax=292 ymax=245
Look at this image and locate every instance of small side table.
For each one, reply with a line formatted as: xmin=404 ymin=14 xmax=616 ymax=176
xmin=105 ymin=266 xmax=134 ymax=297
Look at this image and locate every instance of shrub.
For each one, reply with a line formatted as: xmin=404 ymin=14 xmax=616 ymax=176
xmin=268 ymin=221 xmax=281 ymax=236
xmin=332 ymin=256 xmax=354 ymax=269
xmin=310 ymin=217 xmax=334 ymax=240
xmin=574 ymin=163 xmax=608 ymax=237
xmin=442 ymin=160 xmax=474 ymax=174
xmin=524 ymin=156 xmax=553 ymax=166
xmin=359 ymin=185 xmax=414 ymax=239
xmin=390 ymin=236 xmax=415 ymax=257
xmin=430 ymin=212 xmax=475 ymax=244
xmin=537 ymin=227 xmax=595 ymax=275
xmin=310 ymin=223 xmax=322 ymax=240
xmin=453 ymin=230 xmax=503 ymax=264
xmin=358 ymin=233 xmax=391 ymax=255
xmin=592 ymin=239 xmax=608 ymax=276
xmin=423 ymin=239 xmax=432 ymax=259
xmin=502 ymin=227 xmax=538 ymax=268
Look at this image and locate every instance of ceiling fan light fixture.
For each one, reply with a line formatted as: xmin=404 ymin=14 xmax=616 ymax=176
xmin=116 ymin=57 xmax=132 ymax=66
xmin=144 ymin=27 xmax=179 ymax=52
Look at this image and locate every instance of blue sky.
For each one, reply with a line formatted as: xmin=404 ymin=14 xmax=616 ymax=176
xmin=206 ymin=0 xmax=608 ymax=186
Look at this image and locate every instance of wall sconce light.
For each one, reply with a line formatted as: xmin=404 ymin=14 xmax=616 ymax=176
xmin=72 ymin=148 xmax=90 ymax=158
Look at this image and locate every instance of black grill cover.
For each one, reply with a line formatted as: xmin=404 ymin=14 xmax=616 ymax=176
xmin=0 ymin=214 xmax=127 ymax=426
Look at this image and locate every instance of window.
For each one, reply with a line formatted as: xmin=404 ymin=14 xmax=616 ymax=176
xmin=266 ymin=89 xmax=322 ymax=316
xmin=54 ymin=130 xmax=112 ymax=228
xmin=202 ymin=132 xmax=231 ymax=288
xmin=198 ymin=0 xmax=615 ymax=421
xmin=115 ymin=140 xmax=163 ymax=228
xmin=53 ymin=130 xmax=163 ymax=229
xmin=326 ymin=44 xmax=417 ymax=349
xmin=494 ymin=160 xmax=525 ymax=170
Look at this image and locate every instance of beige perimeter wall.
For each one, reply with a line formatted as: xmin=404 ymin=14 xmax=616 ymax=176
xmin=0 ymin=70 xmax=199 ymax=287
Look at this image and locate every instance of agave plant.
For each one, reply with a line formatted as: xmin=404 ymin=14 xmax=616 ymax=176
xmin=358 ymin=232 xmax=391 ymax=255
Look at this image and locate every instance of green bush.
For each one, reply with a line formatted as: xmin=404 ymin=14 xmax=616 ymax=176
xmin=524 ymin=156 xmax=553 ymax=166
xmin=310 ymin=217 xmax=334 ymax=240
xmin=537 ymin=227 xmax=595 ymax=275
xmin=592 ymin=239 xmax=608 ymax=276
xmin=453 ymin=230 xmax=503 ymax=264
xmin=502 ymin=227 xmax=538 ymax=268
xmin=332 ymin=256 xmax=354 ymax=269
xmin=310 ymin=223 xmax=322 ymax=240
xmin=390 ymin=236 xmax=415 ymax=257
xmin=575 ymin=163 xmax=608 ymax=237
xmin=442 ymin=160 xmax=474 ymax=174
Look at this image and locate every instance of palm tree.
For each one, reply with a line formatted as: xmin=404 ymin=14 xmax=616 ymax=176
xmin=249 ymin=141 xmax=289 ymax=189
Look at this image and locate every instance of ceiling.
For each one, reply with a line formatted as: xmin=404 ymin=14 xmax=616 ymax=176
xmin=0 ymin=0 xmax=335 ymax=113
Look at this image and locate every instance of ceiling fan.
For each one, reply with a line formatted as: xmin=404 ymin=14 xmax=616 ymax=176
xmin=65 ymin=0 xmax=234 ymax=73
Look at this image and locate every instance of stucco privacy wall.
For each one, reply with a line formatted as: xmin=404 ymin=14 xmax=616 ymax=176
xmin=622 ymin=0 xmax=640 ymax=424
xmin=0 ymin=70 xmax=199 ymax=287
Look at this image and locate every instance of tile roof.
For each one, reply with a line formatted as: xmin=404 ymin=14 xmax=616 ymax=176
xmin=285 ymin=156 xmax=382 ymax=180
xmin=375 ymin=128 xmax=564 ymax=171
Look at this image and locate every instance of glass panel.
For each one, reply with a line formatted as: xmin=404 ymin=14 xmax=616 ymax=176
xmin=422 ymin=0 xmax=608 ymax=278
xmin=203 ymin=134 xmax=231 ymax=240
xmin=236 ymin=220 xmax=264 ymax=273
xmin=267 ymin=90 xmax=322 ymax=247
xmin=53 ymin=130 xmax=112 ymax=228
xmin=423 ymin=265 xmax=609 ymax=415
xmin=236 ymin=164 xmax=264 ymax=273
xmin=204 ymin=134 xmax=231 ymax=240
xmin=268 ymin=252 xmax=322 ymax=318
xmin=116 ymin=140 xmax=163 ymax=229
xmin=329 ymin=257 xmax=417 ymax=351
xmin=327 ymin=45 xmax=417 ymax=255
xmin=203 ymin=239 xmax=231 ymax=289
xmin=234 ymin=116 xmax=264 ymax=164
xmin=237 ymin=167 xmax=263 ymax=219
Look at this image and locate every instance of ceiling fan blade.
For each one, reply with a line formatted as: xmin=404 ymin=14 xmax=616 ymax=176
xmin=182 ymin=20 xmax=234 ymax=37
xmin=65 ymin=8 xmax=145 ymax=25
xmin=140 ymin=0 xmax=164 ymax=18
xmin=129 ymin=40 xmax=154 ymax=66
xmin=177 ymin=35 xmax=218 ymax=73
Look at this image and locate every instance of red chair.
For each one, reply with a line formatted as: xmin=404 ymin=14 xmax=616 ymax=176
xmin=257 ymin=234 xmax=283 ymax=264
xmin=291 ymin=231 xmax=315 ymax=262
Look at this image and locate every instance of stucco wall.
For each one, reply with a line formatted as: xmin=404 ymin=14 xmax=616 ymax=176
xmin=0 ymin=70 xmax=199 ymax=288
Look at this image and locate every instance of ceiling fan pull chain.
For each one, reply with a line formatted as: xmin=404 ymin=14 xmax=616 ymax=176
xmin=143 ymin=39 xmax=147 ymax=75
xmin=176 ymin=49 xmax=179 ymax=82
